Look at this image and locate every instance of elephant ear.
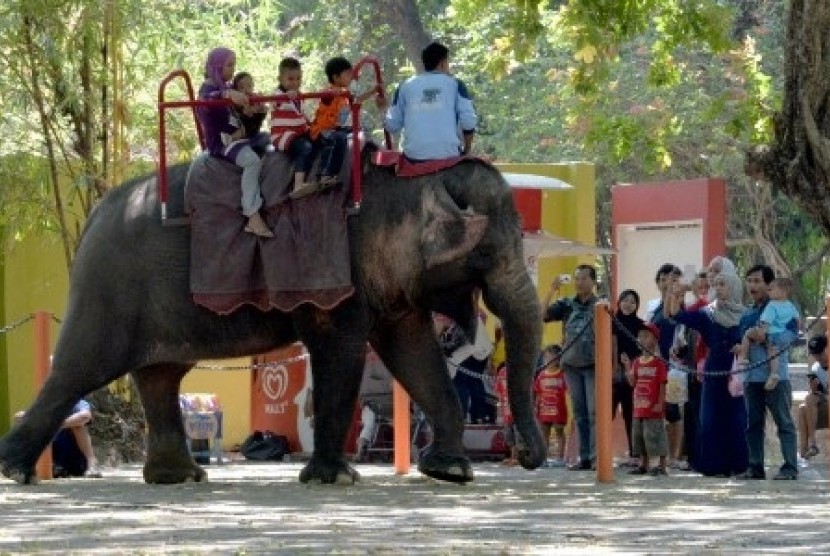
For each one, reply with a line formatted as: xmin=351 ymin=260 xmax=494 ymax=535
xmin=421 ymin=185 xmax=488 ymax=269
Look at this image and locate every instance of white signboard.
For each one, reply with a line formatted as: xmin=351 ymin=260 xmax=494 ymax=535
xmin=616 ymin=220 xmax=703 ymax=318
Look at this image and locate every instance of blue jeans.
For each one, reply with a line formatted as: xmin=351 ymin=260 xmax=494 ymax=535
xmin=317 ymin=130 xmax=347 ymax=178
xmin=249 ymin=131 xmax=272 ymax=157
xmin=288 ymin=135 xmax=317 ymax=174
xmin=744 ymin=380 xmax=798 ymax=477
xmin=564 ymin=365 xmax=595 ymax=462
xmin=234 ymin=146 xmax=263 ymax=216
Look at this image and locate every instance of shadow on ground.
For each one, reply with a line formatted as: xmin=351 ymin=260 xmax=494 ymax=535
xmin=1 ymin=458 xmax=829 ymax=554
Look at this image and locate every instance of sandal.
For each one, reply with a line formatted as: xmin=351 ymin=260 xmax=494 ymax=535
xmin=289 ymin=181 xmax=321 ymax=200
xmin=628 ymin=466 xmax=648 ymax=475
xmin=805 ymin=444 xmax=820 ymax=459
xmin=318 ymin=175 xmax=340 ymax=190
xmin=244 ymin=213 xmax=274 ymax=238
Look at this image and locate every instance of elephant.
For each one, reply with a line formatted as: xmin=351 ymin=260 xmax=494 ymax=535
xmin=0 ymin=148 xmax=546 ymax=485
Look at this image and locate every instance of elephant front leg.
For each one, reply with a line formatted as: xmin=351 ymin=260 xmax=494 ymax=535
xmin=373 ymin=312 xmax=473 ymax=483
xmin=132 ymin=365 xmax=207 ymax=484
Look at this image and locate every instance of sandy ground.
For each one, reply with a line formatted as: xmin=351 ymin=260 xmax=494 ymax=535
xmin=1 ymin=455 xmax=829 ymax=555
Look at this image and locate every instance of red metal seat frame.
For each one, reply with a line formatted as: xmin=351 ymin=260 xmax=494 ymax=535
xmin=156 ymin=56 xmax=392 ymax=220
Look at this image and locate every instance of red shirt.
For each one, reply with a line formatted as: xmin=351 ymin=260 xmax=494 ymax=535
xmin=495 ymin=366 xmax=512 ymax=425
xmin=534 ymin=369 xmax=568 ymax=425
xmin=631 ymin=356 xmax=668 ymax=420
xmin=269 ymin=93 xmax=310 ymax=151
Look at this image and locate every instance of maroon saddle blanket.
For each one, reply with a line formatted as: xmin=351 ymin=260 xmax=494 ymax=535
xmin=184 ymin=150 xmax=354 ymax=314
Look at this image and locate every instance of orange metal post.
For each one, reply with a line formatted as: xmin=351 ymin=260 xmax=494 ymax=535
xmin=393 ymin=380 xmax=410 ymax=474
xmin=594 ymin=301 xmax=614 ymax=483
xmin=34 ymin=311 xmax=52 ymax=481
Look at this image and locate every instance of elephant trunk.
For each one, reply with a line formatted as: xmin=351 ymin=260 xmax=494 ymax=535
xmin=484 ymin=263 xmax=546 ymax=470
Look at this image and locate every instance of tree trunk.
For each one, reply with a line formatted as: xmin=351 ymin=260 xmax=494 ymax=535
xmin=747 ymin=0 xmax=830 ymax=234
xmin=380 ymin=0 xmax=432 ymax=71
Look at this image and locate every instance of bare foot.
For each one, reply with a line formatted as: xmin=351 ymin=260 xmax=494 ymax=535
xmin=289 ymin=181 xmax=320 ymax=200
xmin=244 ymin=213 xmax=274 ymax=238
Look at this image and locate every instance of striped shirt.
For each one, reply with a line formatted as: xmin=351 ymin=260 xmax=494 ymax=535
xmin=269 ymin=87 xmax=310 ymax=151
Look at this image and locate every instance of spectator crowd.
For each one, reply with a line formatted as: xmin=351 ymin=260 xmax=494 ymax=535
xmin=533 ymin=257 xmax=826 ymax=480
xmin=394 ymin=256 xmax=825 ymax=481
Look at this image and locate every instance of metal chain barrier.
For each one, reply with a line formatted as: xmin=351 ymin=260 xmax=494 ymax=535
xmin=444 ymin=301 xmax=599 ymax=381
xmin=0 ymin=312 xmax=63 ymax=335
xmin=0 ymin=313 xmax=35 ymax=335
xmin=3 ymin=300 xmax=820 ymax=378
xmin=0 ymin=311 xmax=310 ymax=371
xmin=604 ymin=302 xmax=826 ymax=378
xmin=193 ymin=352 xmax=310 ymax=371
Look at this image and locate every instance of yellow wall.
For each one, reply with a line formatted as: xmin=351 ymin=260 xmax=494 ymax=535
xmin=1 ymin=231 xmax=253 ymax=447
xmin=1 ymin=236 xmax=68 ymax=433
xmin=180 ymin=361 xmax=252 ymax=447
xmin=496 ymin=162 xmax=596 ymax=349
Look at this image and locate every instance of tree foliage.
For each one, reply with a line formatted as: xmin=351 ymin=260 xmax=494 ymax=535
xmin=1 ymin=0 xmax=827 ymax=307
xmin=447 ymin=0 xmax=828 ymax=309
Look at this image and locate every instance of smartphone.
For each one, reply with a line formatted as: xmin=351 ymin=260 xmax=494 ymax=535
xmin=559 ymin=273 xmax=572 ymax=284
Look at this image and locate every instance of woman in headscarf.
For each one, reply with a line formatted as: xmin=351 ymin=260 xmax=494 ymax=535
xmin=706 ymin=256 xmax=737 ymax=301
xmin=666 ymin=270 xmax=748 ymax=477
xmin=611 ymin=289 xmax=643 ymax=466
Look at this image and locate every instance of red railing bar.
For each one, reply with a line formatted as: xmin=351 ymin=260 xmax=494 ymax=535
xmin=157 ymin=69 xmax=202 ymax=217
xmin=160 ymin=91 xmax=351 ymax=110
xmin=156 ymin=56 xmax=388 ymax=218
xmin=349 ymin=55 xmax=391 ymax=208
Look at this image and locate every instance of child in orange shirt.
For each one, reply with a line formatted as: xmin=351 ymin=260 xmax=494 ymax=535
xmin=534 ymin=345 xmax=568 ymax=467
xmin=309 ymin=57 xmax=379 ymax=188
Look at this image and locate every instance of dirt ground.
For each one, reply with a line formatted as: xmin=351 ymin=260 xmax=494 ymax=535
xmin=1 ymin=455 xmax=829 ymax=555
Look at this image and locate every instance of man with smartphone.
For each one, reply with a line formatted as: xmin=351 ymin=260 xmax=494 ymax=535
xmin=541 ymin=265 xmax=599 ymax=470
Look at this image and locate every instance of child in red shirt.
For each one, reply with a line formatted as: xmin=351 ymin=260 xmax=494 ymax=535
xmin=622 ymin=322 xmax=669 ymax=476
xmin=495 ymin=362 xmax=518 ymax=465
xmin=534 ymin=345 xmax=567 ymax=466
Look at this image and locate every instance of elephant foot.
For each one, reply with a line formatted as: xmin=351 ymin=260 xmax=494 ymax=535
xmin=515 ymin=428 xmax=546 ymax=470
xmin=299 ymin=456 xmax=360 ymax=485
xmin=0 ymin=461 xmax=38 ymax=485
xmin=516 ymin=446 xmax=545 ymax=471
xmin=0 ymin=441 xmax=38 ymax=485
xmin=417 ymin=447 xmax=473 ymax=483
xmin=143 ymin=459 xmax=207 ymax=484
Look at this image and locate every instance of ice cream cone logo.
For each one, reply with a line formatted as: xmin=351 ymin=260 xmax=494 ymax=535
xmin=263 ymin=364 xmax=289 ymax=401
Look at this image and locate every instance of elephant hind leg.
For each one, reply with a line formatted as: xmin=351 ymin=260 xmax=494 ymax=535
xmin=132 ymin=363 xmax=206 ymax=484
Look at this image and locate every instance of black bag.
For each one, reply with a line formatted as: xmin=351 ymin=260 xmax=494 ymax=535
xmin=240 ymin=430 xmax=289 ymax=461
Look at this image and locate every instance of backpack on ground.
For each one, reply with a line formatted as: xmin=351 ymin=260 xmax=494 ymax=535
xmin=240 ymin=430 xmax=289 ymax=461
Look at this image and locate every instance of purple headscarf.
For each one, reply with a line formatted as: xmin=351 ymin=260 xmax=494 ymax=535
xmin=204 ymin=47 xmax=235 ymax=90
